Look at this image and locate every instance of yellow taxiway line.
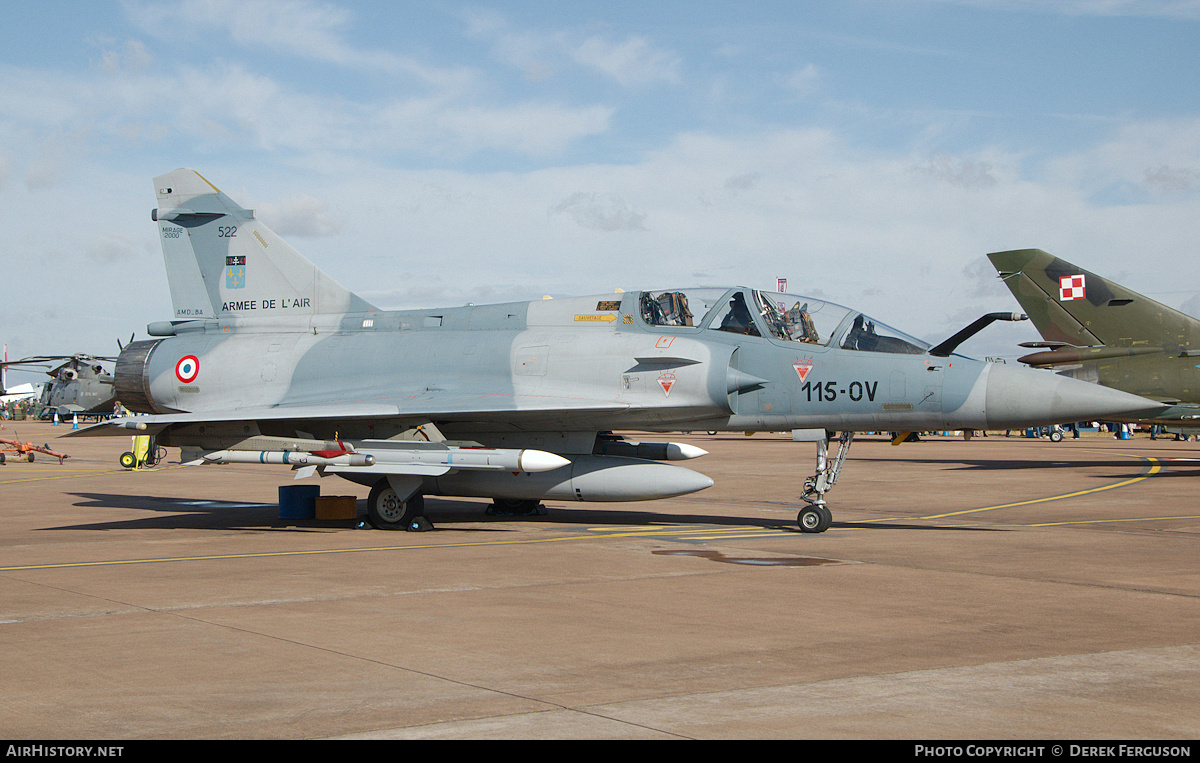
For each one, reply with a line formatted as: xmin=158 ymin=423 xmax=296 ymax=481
xmin=0 ymin=465 xmax=183 ymax=485
xmin=866 ymin=453 xmax=1163 ymax=524
xmin=1027 ymin=515 xmax=1200 ymax=527
xmin=0 ymin=469 xmax=127 ymax=485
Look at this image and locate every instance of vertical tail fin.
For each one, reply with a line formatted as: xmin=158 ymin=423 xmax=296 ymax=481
xmin=988 ymin=248 xmax=1200 ymax=351
xmin=152 ymin=169 xmax=374 ymax=320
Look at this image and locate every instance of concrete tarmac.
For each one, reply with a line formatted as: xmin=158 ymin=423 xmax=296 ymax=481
xmin=1 ymin=421 xmax=1198 ymax=740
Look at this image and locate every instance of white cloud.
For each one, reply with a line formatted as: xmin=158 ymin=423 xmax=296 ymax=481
xmin=779 ymin=64 xmax=820 ymax=96
xmin=255 ymin=194 xmax=344 ymax=238
xmin=87 ymin=232 xmax=149 ymax=263
xmin=126 ymin=0 xmax=470 ymax=87
xmin=1143 ymin=165 xmax=1200 ymax=192
xmin=549 ymin=191 xmax=648 ymax=232
xmin=0 ymin=57 xmax=611 ymax=162
xmin=98 ymin=39 xmax=153 ymax=74
xmin=571 ymin=34 xmax=681 ymax=87
xmin=21 ymin=129 xmax=94 ymax=190
xmin=914 ymin=153 xmax=1000 ymax=189
xmin=463 ymin=10 xmax=681 ymax=88
xmin=461 ymin=8 xmax=560 ymax=82
xmin=724 ymin=173 xmax=762 ymax=192
xmin=1043 ymin=117 xmax=1200 ymax=200
xmin=425 ymin=102 xmax=613 ymax=157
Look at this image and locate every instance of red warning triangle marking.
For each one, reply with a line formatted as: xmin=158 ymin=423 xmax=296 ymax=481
xmin=658 ymin=372 xmax=676 ymax=397
xmin=793 ymin=359 xmax=813 ymax=381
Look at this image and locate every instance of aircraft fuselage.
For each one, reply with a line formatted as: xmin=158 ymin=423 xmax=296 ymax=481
xmin=117 ymin=288 xmax=1084 ymax=447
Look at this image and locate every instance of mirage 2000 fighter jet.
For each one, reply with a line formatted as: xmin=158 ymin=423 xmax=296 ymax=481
xmin=69 ymin=170 xmax=1156 ymax=532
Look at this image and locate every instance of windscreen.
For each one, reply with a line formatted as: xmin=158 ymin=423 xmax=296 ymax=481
xmin=760 ymin=291 xmax=929 ymax=354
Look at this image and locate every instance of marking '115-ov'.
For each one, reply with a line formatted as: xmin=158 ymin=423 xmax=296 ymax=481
xmin=802 ymin=380 xmax=878 ymax=402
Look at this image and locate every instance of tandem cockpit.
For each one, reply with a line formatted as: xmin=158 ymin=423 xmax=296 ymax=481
xmin=638 ymin=287 xmax=928 ymax=355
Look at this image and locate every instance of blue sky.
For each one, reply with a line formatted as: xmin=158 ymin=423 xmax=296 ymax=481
xmin=3 ymin=0 xmax=1200 ymax=381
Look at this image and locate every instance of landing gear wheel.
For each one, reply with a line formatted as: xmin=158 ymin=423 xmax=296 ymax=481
xmin=367 ymin=481 xmax=429 ymax=531
xmin=119 ymin=451 xmax=136 ymax=469
xmin=1049 ymin=430 xmax=1064 ymax=442
xmin=797 ymin=505 xmax=832 ymax=533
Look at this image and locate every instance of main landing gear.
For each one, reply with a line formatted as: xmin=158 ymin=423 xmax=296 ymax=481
xmin=797 ymin=431 xmax=854 ymax=533
xmin=367 ymin=477 xmax=433 ymax=531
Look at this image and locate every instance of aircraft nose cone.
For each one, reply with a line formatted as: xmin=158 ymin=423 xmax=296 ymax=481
xmin=984 ymin=363 xmax=1158 ymax=429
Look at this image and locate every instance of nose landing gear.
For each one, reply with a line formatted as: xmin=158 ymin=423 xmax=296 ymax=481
xmin=796 ymin=430 xmax=854 ymax=533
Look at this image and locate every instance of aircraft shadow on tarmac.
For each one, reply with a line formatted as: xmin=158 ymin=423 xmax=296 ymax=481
xmin=54 ymin=492 xmax=1001 ymax=533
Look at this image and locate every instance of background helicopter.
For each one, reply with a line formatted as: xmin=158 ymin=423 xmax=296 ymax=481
xmin=1 ymin=353 xmax=119 ymax=420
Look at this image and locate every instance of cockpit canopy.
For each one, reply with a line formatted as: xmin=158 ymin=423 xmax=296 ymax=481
xmin=639 ymin=287 xmax=928 ymax=355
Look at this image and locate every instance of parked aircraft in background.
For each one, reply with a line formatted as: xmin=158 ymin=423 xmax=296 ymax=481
xmin=989 ymin=249 xmax=1200 ymax=433
xmin=0 ymin=346 xmax=41 ymax=407
xmin=1 ymin=382 xmax=42 ymax=407
xmin=1 ymin=354 xmax=118 ymax=419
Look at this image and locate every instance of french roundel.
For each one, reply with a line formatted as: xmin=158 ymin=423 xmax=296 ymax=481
xmin=175 ymin=355 xmax=200 ymax=383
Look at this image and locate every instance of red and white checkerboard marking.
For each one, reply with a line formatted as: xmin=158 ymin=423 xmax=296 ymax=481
xmin=1059 ymin=274 xmax=1086 ymax=301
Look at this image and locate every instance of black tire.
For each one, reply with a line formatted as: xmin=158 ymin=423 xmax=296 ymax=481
xmin=797 ymin=506 xmax=831 ymax=533
xmin=1049 ymin=431 xmax=1064 ymax=442
xmin=119 ymin=451 xmax=136 ymax=469
xmin=367 ymin=481 xmax=425 ymax=530
xmin=819 ymin=505 xmax=833 ymax=529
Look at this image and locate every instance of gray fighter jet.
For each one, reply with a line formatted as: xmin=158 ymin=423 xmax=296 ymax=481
xmin=69 ymin=169 xmax=1156 ymax=533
